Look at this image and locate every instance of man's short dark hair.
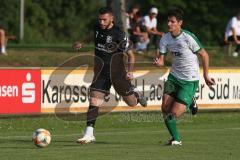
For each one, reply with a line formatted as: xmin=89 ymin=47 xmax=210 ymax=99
xmin=167 ymin=8 xmax=184 ymax=21
xmin=98 ymin=7 xmax=113 ymax=15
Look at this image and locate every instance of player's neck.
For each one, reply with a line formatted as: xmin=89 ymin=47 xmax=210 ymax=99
xmin=171 ymin=29 xmax=182 ymax=38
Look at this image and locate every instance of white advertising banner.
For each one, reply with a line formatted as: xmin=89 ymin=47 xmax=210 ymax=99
xmin=41 ymin=68 xmax=240 ymax=113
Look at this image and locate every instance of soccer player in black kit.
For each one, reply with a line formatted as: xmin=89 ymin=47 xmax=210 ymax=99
xmin=73 ymin=7 xmax=147 ymax=144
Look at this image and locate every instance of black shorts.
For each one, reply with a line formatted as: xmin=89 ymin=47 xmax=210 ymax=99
xmin=90 ymin=74 xmax=134 ymax=96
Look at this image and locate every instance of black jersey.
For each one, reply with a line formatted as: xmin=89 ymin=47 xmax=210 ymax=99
xmin=94 ymin=24 xmax=129 ymax=76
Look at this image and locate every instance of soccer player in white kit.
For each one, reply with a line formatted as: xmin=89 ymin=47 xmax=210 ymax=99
xmin=154 ymin=8 xmax=215 ymax=146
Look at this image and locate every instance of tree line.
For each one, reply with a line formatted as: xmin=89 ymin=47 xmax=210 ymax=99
xmin=0 ymin=0 xmax=239 ymax=45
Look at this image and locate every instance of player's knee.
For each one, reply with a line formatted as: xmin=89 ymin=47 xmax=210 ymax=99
xmin=123 ymin=95 xmax=138 ymax=107
xmin=89 ymin=97 xmax=104 ymax=107
xmin=171 ymin=112 xmax=178 ymax=118
xmin=125 ymin=100 xmax=137 ymax=107
xmin=124 ymin=98 xmax=137 ymax=107
xmin=161 ymin=104 xmax=170 ymax=113
xmin=161 ymin=106 xmax=167 ymax=113
xmin=127 ymin=101 xmax=137 ymax=107
xmin=171 ymin=110 xmax=182 ymax=118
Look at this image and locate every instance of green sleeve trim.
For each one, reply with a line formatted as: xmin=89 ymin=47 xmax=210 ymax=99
xmin=182 ymin=29 xmax=204 ymax=49
xmin=194 ymin=48 xmax=202 ymax=54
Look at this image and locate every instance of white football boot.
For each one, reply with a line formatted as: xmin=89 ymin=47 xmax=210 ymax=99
xmin=165 ymin=138 xmax=182 ymax=146
xmin=76 ymin=134 xmax=96 ymax=144
xmin=171 ymin=140 xmax=182 ymax=146
xmin=76 ymin=126 xmax=96 ymax=144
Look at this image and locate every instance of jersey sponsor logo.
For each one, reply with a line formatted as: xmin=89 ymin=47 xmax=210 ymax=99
xmin=106 ymin=36 xmax=112 ymax=43
xmin=172 ymin=51 xmax=182 ymax=56
xmin=0 ymin=70 xmax=41 ymax=114
xmin=96 ymin=40 xmax=128 ymax=54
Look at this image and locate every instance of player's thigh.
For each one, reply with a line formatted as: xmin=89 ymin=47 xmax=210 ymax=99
xmin=90 ymin=76 xmax=111 ymax=97
xmin=122 ymin=94 xmax=137 ymax=107
xmin=89 ymin=90 xmax=106 ymax=106
xmin=162 ymin=75 xmax=178 ymax=113
xmin=177 ymin=81 xmax=199 ymax=110
xmin=112 ymin=77 xmax=134 ymax=97
xmin=162 ymin=94 xmax=175 ymax=113
xmin=171 ymin=101 xmax=186 ymax=118
xmin=112 ymin=76 xmax=137 ymax=107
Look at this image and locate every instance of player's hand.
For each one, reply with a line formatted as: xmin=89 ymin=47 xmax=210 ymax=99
xmin=153 ymin=57 xmax=164 ymax=67
xmin=126 ymin=72 xmax=134 ymax=80
xmin=73 ymin=41 xmax=82 ymax=51
xmin=204 ymin=76 xmax=216 ymax=88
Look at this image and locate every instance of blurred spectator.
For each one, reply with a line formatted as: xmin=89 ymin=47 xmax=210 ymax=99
xmin=0 ymin=28 xmax=7 ymax=55
xmin=0 ymin=28 xmax=16 ymax=56
xmin=224 ymin=10 xmax=240 ymax=57
xmin=142 ymin=7 xmax=164 ymax=49
xmin=126 ymin=4 xmax=140 ymax=32
xmin=129 ymin=12 xmax=149 ymax=53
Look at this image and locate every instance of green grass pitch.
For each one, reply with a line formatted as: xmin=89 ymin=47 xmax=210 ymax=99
xmin=0 ymin=111 xmax=239 ymax=160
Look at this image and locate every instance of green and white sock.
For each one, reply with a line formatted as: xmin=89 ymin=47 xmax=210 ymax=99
xmin=165 ymin=114 xmax=181 ymax=141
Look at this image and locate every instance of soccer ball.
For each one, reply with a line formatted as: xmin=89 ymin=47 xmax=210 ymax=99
xmin=32 ymin=128 xmax=51 ymax=148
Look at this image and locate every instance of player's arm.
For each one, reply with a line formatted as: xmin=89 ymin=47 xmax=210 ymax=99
xmin=119 ymin=31 xmax=135 ymax=80
xmin=126 ymin=49 xmax=135 ymax=80
xmin=198 ymin=49 xmax=216 ymax=87
xmin=154 ymin=51 xmax=165 ymax=66
xmin=154 ymin=35 xmax=166 ymax=67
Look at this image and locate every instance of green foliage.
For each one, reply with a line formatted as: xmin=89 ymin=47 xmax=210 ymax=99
xmin=0 ymin=0 xmax=239 ymax=45
xmin=0 ymin=0 xmax=104 ymax=43
xmin=0 ymin=0 xmax=19 ymax=35
xmin=128 ymin=0 xmax=240 ymax=45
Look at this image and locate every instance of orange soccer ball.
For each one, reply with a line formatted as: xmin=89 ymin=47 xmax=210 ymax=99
xmin=32 ymin=128 xmax=51 ymax=148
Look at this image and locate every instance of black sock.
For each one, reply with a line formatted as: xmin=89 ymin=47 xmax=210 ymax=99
xmin=86 ymin=105 xmax=99 ymax=127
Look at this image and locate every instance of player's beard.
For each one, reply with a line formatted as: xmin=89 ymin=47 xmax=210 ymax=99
xmin=100 ymin=21 xmax=113 ymax=30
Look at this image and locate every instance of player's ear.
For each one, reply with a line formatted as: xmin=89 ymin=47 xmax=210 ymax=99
xmin=179 ymin=20 xmax=183 ymax=26
xmin=110 ymin=14 xmax=114 ymax=22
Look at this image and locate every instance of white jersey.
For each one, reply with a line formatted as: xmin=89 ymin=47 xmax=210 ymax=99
xmin=159 ymin=30 xmax=203 ymax=81
xmin=142 ymin=15 xmax=157 ymax=29
xmin=225 ymin=16 xmax=240 ymax=37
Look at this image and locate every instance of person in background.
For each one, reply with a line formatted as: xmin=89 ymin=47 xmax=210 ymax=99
xmin=0 ymin=28 xmax=7 ymax=55
xmin=224 ymin=10 xmax=240 ymax=57
xmin=126 ymin=4 xmax=140 ymax=33
xmin=129 ymin=12 xmax=149 ymax=53
xmin=142 ymin=7 xmax=164 ymax=49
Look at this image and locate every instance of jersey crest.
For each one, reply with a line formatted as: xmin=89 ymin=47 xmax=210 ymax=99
xmin=106 ymin=36 xmax=112 ymax=43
